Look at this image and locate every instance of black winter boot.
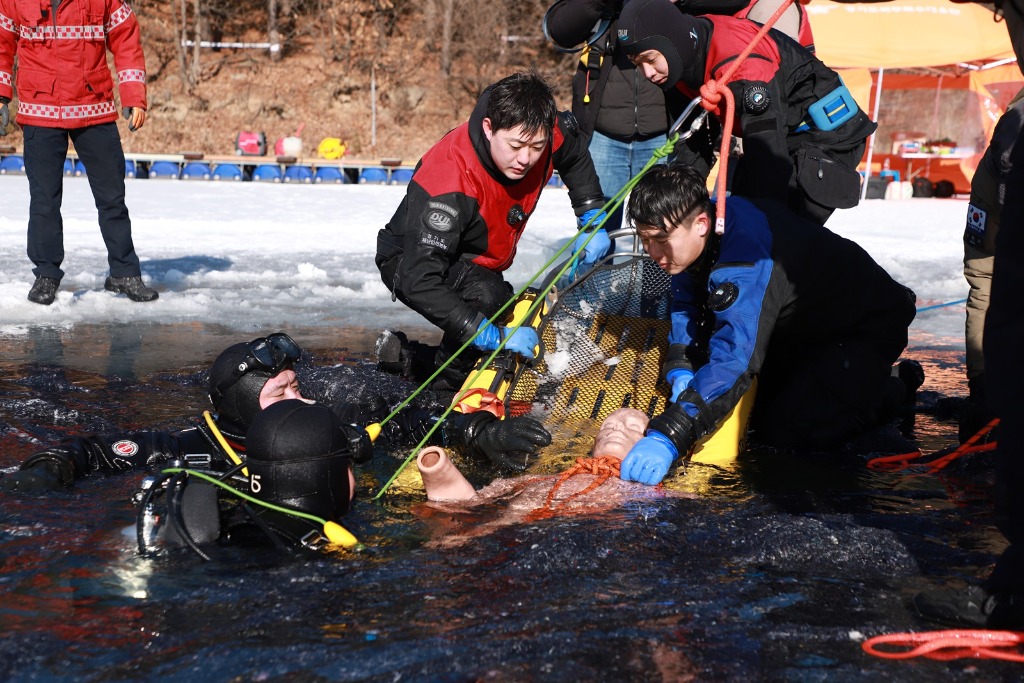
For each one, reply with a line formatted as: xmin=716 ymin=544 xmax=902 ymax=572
xmin=27 ymin=276 xmax=59 ymax=305
xmin=105 ymin=275 xmax=159 ymax=302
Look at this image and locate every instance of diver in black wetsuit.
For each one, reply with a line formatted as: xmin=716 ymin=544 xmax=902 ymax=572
xmin=135 ymin=399 xmax=366 ymax=557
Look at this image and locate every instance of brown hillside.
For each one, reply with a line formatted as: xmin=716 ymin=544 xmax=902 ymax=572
xmin=3 ymin=1 xmax=575 ymax=162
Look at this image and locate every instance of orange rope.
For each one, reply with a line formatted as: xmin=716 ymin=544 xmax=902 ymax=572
xmin=863 ymin=629 xmax=1024 ymax=662
xmin=697 ymin=0 xmax=794 ymax=234
xmin=538 ymin=456 xmax=622 ymax=514
xmin=867 ymin=418 xmax=1000 ymax=474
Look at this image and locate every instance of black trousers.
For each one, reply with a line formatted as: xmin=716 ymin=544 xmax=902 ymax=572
xmin=751 ymin=338 xmax=900 ymax=449
xmin=23 ymin=123 xmax=141 ymax=280
xmin=748 ymin=280 xmax=915 ymax=449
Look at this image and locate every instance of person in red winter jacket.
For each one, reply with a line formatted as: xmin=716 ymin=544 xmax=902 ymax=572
xmin=0 ymin=0 xmax=158 ymax=305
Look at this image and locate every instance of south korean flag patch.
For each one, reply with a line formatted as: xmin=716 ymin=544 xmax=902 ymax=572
xmin=964 ymin=203 xmax=987 ymax=248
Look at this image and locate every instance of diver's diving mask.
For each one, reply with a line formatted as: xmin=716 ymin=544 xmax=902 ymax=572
xmin=209 ymin=332 xmax=302 ymax=405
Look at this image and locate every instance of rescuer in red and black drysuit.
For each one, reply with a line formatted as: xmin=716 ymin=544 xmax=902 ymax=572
xmin=618 ymin=0 xmax=876 ymax=224
xmin=375 ymin=71 xmax=605 ymax=389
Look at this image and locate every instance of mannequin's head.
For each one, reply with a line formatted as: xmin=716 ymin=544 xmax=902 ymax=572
xmin=593 ymin=408 xmax=649 ymax=459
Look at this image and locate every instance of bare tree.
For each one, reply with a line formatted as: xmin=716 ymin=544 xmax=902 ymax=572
xmin=268 ymin=0 xmax=281 ymax=61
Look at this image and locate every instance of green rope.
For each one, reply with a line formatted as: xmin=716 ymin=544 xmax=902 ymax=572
xmin=372 ymin=134 xmax=680 ymax=500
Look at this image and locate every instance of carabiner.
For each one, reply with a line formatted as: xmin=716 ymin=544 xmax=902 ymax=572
xmin=668 ymin=96 xmax=709 ymax=142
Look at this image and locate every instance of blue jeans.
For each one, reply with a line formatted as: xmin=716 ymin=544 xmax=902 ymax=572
xmin=587 ymin=130 xmax=668 ymax=234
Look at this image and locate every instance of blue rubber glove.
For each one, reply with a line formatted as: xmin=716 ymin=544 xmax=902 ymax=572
xmin=666 ymin=368 xmax=694 ymax=403
xmin=620 ymin=431 xmax=678 ymax=486
xmin=472 ymin=320 xmax=539 ymax=360
xmin=569 ymin=221 xmax=611 ymax=265
xmin=577 ymin=208 xmax=607 ymax=230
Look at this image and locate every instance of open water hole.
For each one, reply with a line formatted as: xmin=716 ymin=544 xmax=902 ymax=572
xmin=0 ymin=322 xmax=1017 ymax=682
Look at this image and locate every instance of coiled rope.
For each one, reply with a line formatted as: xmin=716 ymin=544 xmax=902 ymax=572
xmin=863 ymin=629 xmax=1024 ymax=662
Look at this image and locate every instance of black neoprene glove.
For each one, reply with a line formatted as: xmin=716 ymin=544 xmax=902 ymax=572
xmin=0 ymin=462 xmax=63 ymax=493
xmin=447 ymin=412 xmax=552 ymax=471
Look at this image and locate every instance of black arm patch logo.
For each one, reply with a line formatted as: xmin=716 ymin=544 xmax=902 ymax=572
xmin=743 ymin=84 xmax=770 ymax=115
xmin=426 ymin=201 xmax=458 ymax=232
xmin=708 ymin=282 xmax=739 ymax=312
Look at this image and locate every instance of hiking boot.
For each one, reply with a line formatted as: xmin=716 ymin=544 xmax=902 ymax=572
xmin=912 ymin=584 xmax=1024 ymax=629
xmin=104 ymin=275 xmax=159 ymax=302
xmin=27 ymin=276 xmax=59 ymax=305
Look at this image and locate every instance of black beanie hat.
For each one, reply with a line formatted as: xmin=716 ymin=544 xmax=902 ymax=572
xmin=207 ymin=343 xmax=274 ymax=432
xmin=618 ymin=0 xmax=706 ymax=91
xmin=245 ymin=399 xmax=354 ymax=520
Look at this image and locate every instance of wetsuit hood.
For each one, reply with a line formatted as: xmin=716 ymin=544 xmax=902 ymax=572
xmin=618 ymin=0 xmax=709 ymax=92
xmin=245 ymin=400 xmax=355 ymax=520
xmin=208 ymin=342 xmax=273 ymax=434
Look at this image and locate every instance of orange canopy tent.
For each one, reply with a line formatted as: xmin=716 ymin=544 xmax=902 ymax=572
xmin=805 ymin=0 xmax=1023 ymax=193
xmin=807 ymin=0 xmax=1015 ymax=68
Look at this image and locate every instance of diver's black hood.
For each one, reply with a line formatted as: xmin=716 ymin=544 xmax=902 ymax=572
xmin=245 ymin=400 xmax=354 ymax=520
xmin=617 ymin=0 xmax=710 ymax=92
xmin=208 ymin=342 xmax=274 ymax=435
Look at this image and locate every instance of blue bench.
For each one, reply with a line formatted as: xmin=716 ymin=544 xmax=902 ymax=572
xmin=314 ymin=166 xmax=349 ymax=184
xmin=358 ymin=167 xmax=388 ymax=184
xmin=181 ymin=162 xmax=211 ymax=180
xmin=284 ymin=165 xmax=314 ymax=184
xmin=389 ymin=168 xmax=414 ymax=185
xmin=0 ymin=155 xmax=26 ymax=174
xmin=149 ymin=161 xmax=180 ymax=179
xmin=212 ymin=163 xmax=242 ymax=181
xmin=251 ymin=164 xmax=282 ymax=183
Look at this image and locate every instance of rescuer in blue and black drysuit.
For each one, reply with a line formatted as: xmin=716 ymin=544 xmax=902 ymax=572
xmin=618 ymin=0 xmax=877 ymax=224
xmin=616 ymin=165 xmax=919 ymax=486
xmin=0 ymin=334 xmax=552 ymax=493
xmin=374 ymin=71 xmax=606 ymax=389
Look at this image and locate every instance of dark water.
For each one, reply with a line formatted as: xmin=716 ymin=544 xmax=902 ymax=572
xmin=0 ymin=323 xmax=1018 ymax=682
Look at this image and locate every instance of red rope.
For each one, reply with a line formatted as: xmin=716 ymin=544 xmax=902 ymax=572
xmin=532 ymin=456 xmax=622 ymax=519
xmin=866 ymin=418 xmax=999 ymax=473
xmin=697 ymin=0 xmax=794 ymax=234
xmin=863 ymin=629 xmax=1024 ymax=662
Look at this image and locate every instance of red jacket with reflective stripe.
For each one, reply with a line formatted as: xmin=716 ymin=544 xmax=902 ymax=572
xmin=0 ymin=0 xmax=147 ymax=129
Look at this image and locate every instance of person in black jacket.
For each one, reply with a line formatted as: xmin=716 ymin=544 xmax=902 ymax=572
xmin=544 ymin=0 xmax=685 ymax=236
xmin=542 ymin=0 xmax=814 ymax=236
xmin=0 ymin=333 xmax=552 ymax=493
xmin=374 ymin=71 xmax=606 ymax=389
xmin=618 ymin=0 xmax=876 ymax=224
xmin=135 ymin=399 xmax=367 ymax=557
xmin=908 ymin=1 xmax=1024 ymax=631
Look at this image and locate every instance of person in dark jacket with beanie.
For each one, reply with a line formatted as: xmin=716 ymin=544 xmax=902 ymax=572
xmin=543 ymin=0 xmax=815 ymax=235
xmin=617 ymin=0 xmax=875 ymax=224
